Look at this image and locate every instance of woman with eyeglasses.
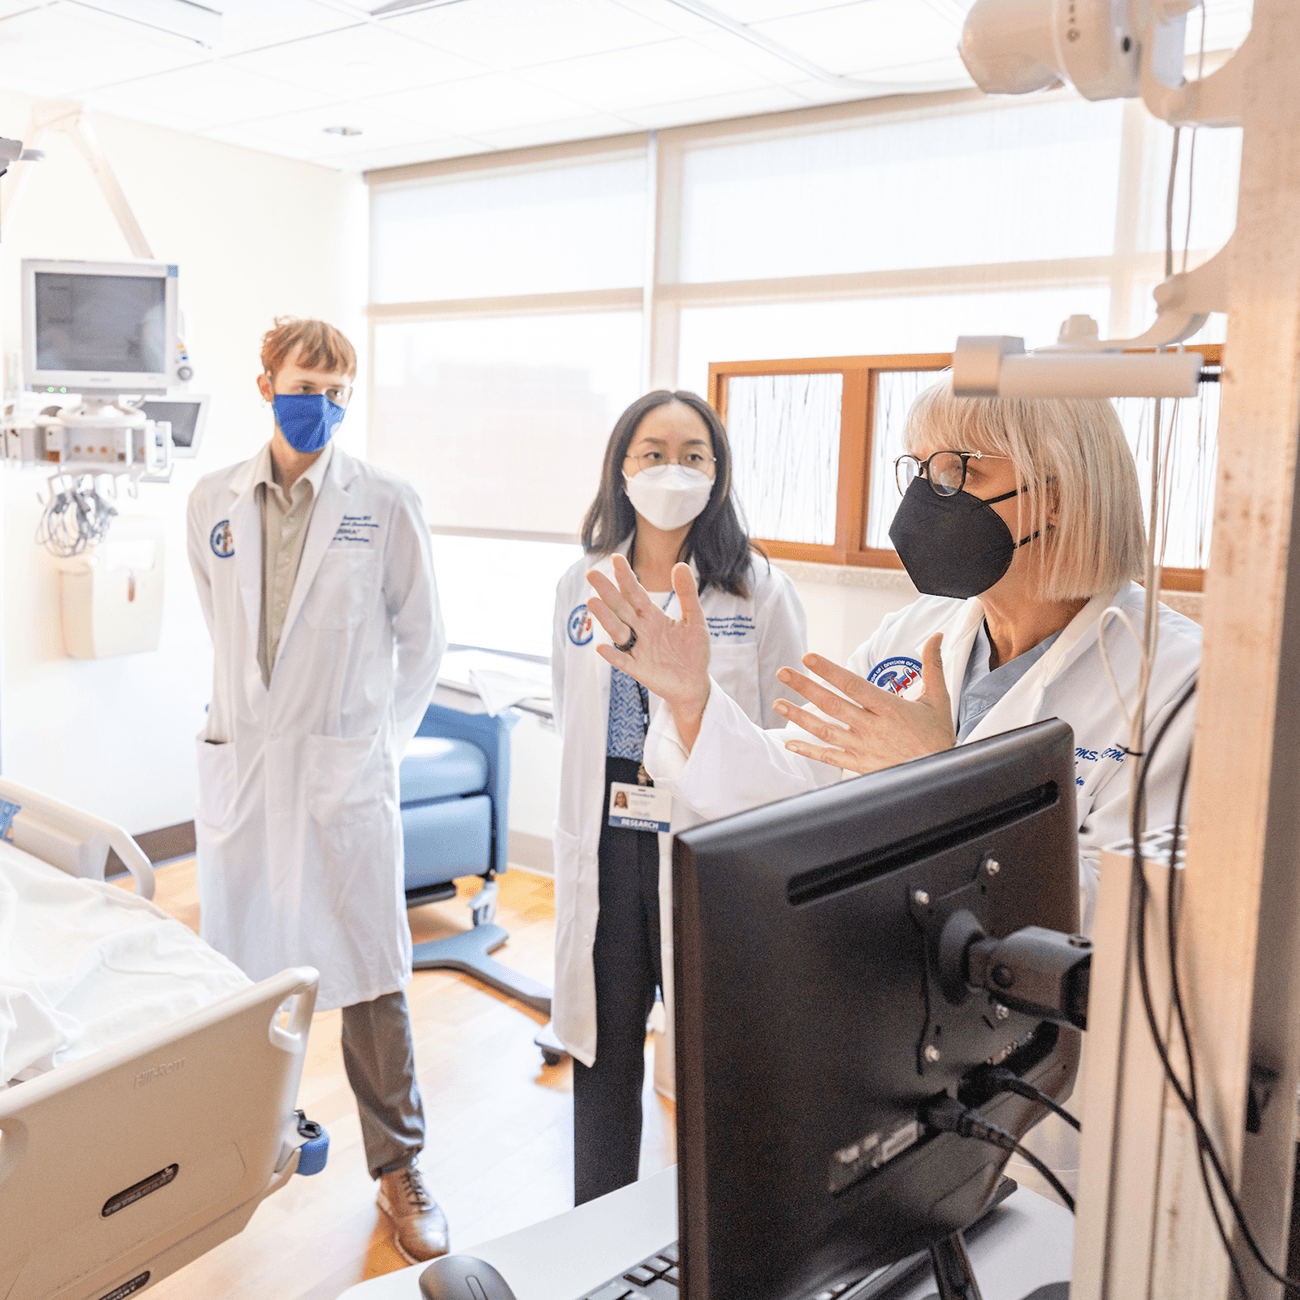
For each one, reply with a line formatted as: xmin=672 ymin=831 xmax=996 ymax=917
xmin=551 ymin=389 xmax=807 ymax=1205
xmin=584 ymin=383 xmax=1202 ymax=940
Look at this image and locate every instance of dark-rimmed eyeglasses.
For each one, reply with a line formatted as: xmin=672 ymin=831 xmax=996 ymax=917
xmin=625 ymin=450 xmax=716 ymax=476
xmin=894 ymin=450 xmax=1010 ymax=498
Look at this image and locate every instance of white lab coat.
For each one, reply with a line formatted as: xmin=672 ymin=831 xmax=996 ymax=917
xmin=550 ymin=544 xmax=807 ymax=1067
xmin=645 ymin=581 xmax=1202 ymax=934
xmin=186 ymin=445 xmax=445 ymax=1012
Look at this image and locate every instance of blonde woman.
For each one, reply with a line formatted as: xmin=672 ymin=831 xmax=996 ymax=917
xmin=585 ymin=384 xmax=1202 ymax=935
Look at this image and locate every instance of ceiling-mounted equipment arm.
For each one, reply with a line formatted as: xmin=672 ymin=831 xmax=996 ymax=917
xmin=1134 ymin=0 xmax=1249 ymax=127
xmin=0 ymin=99 xmax=154 ymax=259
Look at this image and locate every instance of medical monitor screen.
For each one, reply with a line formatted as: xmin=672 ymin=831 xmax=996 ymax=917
xmin=672 ymin=720 xmax=1081 ymax=1300
xmin=139 ymin=398 xmax=207 ymax=457
xmin=34 ymin=272 xmax=167 ymax=376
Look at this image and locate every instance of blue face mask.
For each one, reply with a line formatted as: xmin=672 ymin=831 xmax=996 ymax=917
xmin=273 ymin=393 xmax=346 ymax=453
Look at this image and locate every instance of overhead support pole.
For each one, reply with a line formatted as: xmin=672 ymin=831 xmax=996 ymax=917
xmin=0 ymin=99 xmax=154 ymax=259
xmin=1071 ymin=2 xmax=1300 ymax=1297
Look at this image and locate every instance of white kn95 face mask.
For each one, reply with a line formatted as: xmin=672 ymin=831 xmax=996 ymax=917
xmin=623 ymin=464 xmax=714 ymax=531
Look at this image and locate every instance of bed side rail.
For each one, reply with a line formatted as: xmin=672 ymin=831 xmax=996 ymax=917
xmin=0 ymin=965 xmax=318 ymax=1300
xmin=0 ymin=776 xmax=154 ymax=898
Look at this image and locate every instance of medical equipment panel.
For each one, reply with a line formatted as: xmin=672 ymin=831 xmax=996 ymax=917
xmin=22 ymin=258 xmax=181 ymax=396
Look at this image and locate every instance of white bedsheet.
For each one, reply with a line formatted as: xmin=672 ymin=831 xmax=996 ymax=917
xmin=0 ymin=839 xmax=251 ymax=1086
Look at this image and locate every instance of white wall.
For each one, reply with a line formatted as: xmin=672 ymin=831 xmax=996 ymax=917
xmin=0 ymin=91 xmax=366 ymax=833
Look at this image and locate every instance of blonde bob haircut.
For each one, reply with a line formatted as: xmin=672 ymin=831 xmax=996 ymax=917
xmin=904 ymin=381 xmax=1146 ymax=602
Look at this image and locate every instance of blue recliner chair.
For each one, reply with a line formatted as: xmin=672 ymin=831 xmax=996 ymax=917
xmin=400 ymin=701 xmax=552 ymax=1016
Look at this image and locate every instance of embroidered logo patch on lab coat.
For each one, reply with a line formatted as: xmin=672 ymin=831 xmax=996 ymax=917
xmin=867 ymin=655 xmax=922 ymax=694
xmin=210 ymin=519 xmax=234 ymax=558
xmin=0 ymin=798 xmax=19 ymax=841
xmin=568 ymin=604 xmax=594 ymax=645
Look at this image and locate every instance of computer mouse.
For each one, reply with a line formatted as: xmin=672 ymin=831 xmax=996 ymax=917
xmin=418 ymin=1254 xmax=518 ymax=1300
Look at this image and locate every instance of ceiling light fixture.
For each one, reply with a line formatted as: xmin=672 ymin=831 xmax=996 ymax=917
xmin=367 ymin=0 xmax=471 ymax=16
xmin=324 ymin=126 xmax=364 ymax=136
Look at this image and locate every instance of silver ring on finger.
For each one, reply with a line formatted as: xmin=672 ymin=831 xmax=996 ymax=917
xmin=614 ymin=629 xmax=637 ymax=654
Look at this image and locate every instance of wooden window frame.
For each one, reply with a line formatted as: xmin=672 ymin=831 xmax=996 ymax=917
xmin=709 ymin=344 xmax=1222 ymax=593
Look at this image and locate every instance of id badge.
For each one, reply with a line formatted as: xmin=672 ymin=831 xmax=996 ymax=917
xmin=608 ymin=781 xmax=672 ymax=833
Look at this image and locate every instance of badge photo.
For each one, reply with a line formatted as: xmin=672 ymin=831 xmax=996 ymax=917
xmin=608 ymin=781 xmax=671 ymax=833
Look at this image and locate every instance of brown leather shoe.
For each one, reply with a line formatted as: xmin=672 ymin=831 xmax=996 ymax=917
xmin=376 ymin=1163 xmax=450 ymax=1263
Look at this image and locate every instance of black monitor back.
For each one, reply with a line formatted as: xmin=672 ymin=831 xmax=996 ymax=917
xmin=672 ymin=720 xmax=1082 ymax=1300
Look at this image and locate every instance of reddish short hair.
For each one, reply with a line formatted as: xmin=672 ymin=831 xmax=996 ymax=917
xmin=260 ymin=317 xmax=356 ymax=380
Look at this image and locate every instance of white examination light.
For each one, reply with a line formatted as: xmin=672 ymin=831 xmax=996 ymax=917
xmin=953 ymin=333 xmax=1202 ymax=399
xmin=960 ymin=0 xmax=1187 ymax=101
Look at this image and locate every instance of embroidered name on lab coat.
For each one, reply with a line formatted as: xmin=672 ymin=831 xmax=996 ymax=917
xmin=1073 ymin=745 xmax=1126 ymax=787
xmin=706 ymin=614 xmax=755 ymax=639
xmin=333 ymin=514 xmax=379 ymax=544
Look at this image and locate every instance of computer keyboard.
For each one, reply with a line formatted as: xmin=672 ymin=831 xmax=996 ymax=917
xmin=572 ymin=1175 xmax=1018 ymax=1300
xmin=573 ymin=1239 xmax=931 ymax=1300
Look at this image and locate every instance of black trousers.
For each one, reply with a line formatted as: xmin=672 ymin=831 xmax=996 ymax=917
xmin=573 ymin=755 xmax=663 ymax=1206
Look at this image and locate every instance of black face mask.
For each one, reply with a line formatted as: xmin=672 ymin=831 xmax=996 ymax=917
xmin=888 ymin=477 xmax=1037 ymax=599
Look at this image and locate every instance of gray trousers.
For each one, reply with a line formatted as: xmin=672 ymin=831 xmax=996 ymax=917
xmin=340 ymin=988 xmax=426 ymax=1179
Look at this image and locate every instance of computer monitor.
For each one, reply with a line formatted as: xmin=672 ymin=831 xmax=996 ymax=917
xmin=22 ymin=259 xmax=180 ymax=396
xmin=672 ymin=719 xmax=1082 ymax=1300
xmin=138 ymin=395 xmax=209 ymax=458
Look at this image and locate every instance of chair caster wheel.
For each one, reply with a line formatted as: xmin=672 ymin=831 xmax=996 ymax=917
xmin=534 ymin=1019 xmax=568 ymax=1068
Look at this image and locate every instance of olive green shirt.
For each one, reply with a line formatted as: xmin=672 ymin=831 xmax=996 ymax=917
xmin=253 ymin=440 xmax=334 ymax=687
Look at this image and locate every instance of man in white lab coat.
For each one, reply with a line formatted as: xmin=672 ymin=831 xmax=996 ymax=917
xmin=186 ymin=318 xmax=448 ymax=1262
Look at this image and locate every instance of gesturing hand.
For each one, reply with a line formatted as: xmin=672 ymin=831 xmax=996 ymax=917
xmin=587 ymin=555 xmax=713 ymax=748
xmin=771 ymin=633 xmax=956 ymax=775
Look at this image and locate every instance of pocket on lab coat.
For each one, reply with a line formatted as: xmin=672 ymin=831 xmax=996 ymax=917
xmin=195 ymin=735 xmax=238 ymax=832
xmin=305 ymin=732 xmax=385 ymax=827
xmin=302 ymin=552 xmax=381 ymax=630
xmin=708 ymin=640 xmax=761 ymax=722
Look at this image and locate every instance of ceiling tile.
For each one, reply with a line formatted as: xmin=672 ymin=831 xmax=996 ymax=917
xmin=520 ymin=35 xmax=778 ymax=111
xmin=752 ymin=0 xmax=965 ymax=77
xmin=229 ymin=20 xmax=490 ymax=95
xmin=696 ymin=0 xmax=863 ymax=20
xmin=608 ymin=0 xmax=719 ymax=36
xmin=381 ymin=0 xmax=680 ymax=70
xmin=840 ymin=52 xmax=972 ymax=85
xmin=470 ymin=110 xmax=642 ymax=152
xmin=86 ymin=62 xmax=336 ymax=133
xmin=315 ymin=136 xmax=489 ymax=172
xmin=366 ymin=72 xmax=594 ymax=134
xmin=616 ymin=82 xmax=807 ymax=128
xmin=208 ymin=0 xmax=358 ymax=55
xmin=687 ymin=25 xmax=823 ymax=82
xmin=0 ymin=3 xmax=203 ymax=96
xmin=200 ymin=100 xmax=434 ymax=162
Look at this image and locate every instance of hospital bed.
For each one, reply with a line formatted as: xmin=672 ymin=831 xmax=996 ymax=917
xmin=0 ymin=778 xmax=327 ymax=1300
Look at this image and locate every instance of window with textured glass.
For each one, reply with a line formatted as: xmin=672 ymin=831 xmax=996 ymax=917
xmin=726 ymin=373 xmax=843 ymax=547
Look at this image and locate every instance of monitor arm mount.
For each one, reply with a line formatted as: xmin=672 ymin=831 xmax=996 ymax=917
xmin=936 ymin=910 xmax=1093 ymax=1032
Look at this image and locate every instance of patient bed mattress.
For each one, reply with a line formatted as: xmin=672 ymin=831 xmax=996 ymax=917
xmin=0 ymin=839 xmax=251 ymax=1087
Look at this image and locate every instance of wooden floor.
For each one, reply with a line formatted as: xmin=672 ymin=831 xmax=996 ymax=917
xmin=130 ymin=861 xmax=676 ymax=1300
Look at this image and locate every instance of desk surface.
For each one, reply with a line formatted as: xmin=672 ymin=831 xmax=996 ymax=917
xmin=340 ymin=1167 xmax=1073 ymax=1300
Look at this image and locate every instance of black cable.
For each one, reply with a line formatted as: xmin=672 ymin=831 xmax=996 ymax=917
xmin=1167 ymin=746 xmax=1252 ymax=1300
xmin=921 ymin=1095 xmax=1075 ymax=1215
xmin=1130 ymin=678 xmax=1300 ymax=1296
xmin=979 ymin=1067 xmax=1080 ymax=1134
